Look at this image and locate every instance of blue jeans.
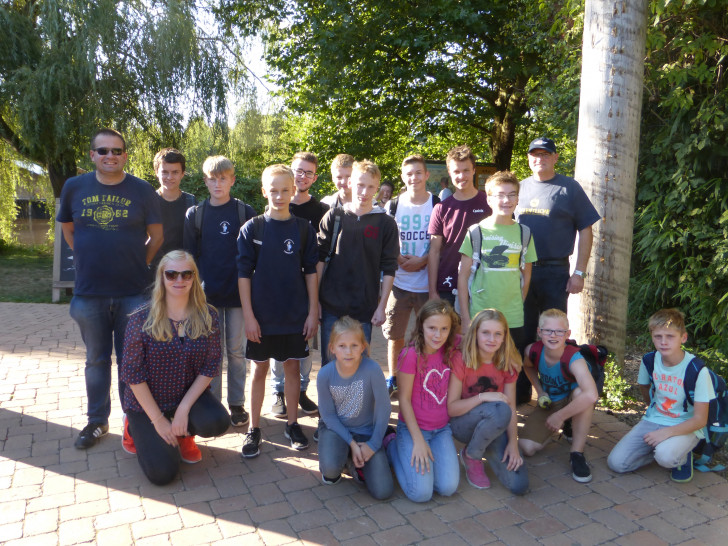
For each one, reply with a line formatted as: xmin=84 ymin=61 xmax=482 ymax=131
xmin=318 ymin=421 xmax=393 ymax=500
xmin=320 ymin=308 xmax=372 ymax=364
xmin=386 ymin=420 xmax=459 ymax=503
xmin=607 ymin=419 xmax=699 ymax=473
xmin=450 ymin=401 xmax=529 ymax=495
xmin=70 ymin=294 xmax=147 ymax=424
xmin=127 ymin=390 xmax=229 ymax=485
xmin=209 ymin=307 xmax=246 ymax=407
xmin=270 ymin=355 xmax=313 ymax=394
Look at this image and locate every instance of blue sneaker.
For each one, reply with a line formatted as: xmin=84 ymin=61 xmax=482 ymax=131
xmin=671 ymin=451 xmax=694 ymax=483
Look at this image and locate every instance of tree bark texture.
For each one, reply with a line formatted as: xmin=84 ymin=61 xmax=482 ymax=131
xmin=569 ymin=0 xmax=648 ymax=364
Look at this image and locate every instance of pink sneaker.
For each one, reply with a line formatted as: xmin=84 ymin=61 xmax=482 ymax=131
xmin=460 ymin=449 xmax=490 ymax=489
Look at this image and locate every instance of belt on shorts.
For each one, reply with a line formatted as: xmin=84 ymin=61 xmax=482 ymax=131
xmin=533 ymin=258 xmax=570 ymax=267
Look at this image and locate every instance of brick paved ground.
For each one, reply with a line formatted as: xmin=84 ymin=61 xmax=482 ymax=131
xmin=1 ymin=301 xmax=727 ymax=545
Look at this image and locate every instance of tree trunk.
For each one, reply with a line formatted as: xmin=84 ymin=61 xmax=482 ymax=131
xmin=568 ymin=0 xmax=647 ymax=364
xmin=47 ymin=157 xmax=78 ymax=198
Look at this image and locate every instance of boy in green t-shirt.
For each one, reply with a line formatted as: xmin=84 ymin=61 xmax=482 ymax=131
xmin=457 ymin=170 xmax=537 ymax=353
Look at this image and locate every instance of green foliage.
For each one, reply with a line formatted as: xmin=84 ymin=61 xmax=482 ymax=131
xmin=602 ymin=355 xmax=635 ymax=410
xmin=0 ymin=0 xmax=241 ymax=200
xmin=221 ymin=0 xmax=564 ymax=169
xmin=630 ymin=0 xmax=728 ymax=358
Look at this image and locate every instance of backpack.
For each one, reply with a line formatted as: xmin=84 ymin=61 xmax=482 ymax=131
xmin=529 ymin=339 xmax=608 ymax=396
xmin=456 ymin=221 xmax=532 ymax=313
xmin=192 ymin=198 xmax=255 ymax=257
xmin=248 ymin=214 xmax=309 ymax=264
xmin=642 ymin=352 xmax=728 ymax=472
xmin=386 ymin=193 xmax=440 ymax=218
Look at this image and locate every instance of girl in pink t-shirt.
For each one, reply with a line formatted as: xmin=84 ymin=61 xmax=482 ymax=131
xmin=383 ymin=299 xmax=462 ymax=502
xmin=447 ymin=309 xmax=529 ymax=494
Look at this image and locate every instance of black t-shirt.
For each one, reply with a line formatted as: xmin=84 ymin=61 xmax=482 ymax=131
xmin=152 ymin=191 xmax=196 ymax=269
xmin=290 ymin=196 xmax=329 ymax=233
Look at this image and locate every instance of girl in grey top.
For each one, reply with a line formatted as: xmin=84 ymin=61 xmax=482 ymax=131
xmin=316 ymin=317 xmax=393 ymax=499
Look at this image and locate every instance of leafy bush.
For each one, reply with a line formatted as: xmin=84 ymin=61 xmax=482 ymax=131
xmin=630 ymin=1 xmax=728 ymax=365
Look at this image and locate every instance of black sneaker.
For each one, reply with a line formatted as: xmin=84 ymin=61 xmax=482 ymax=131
xmin=561 ymin=418 xmax=573 ymax=443
xmin=570 ymin=451 xmax=592 ymax=483
xmin=313 ymin=419 xmax=320 ymax=442
xmin=271 ymin=392 xmax=286 ymax=417
xmin=671 ymin=451 xmax=694 ymax=483
xmin=321 ymin=473 xmax=341 ymax=485
xmin=74 ymin=422 xmax=109 ymax=449
xmin=284 ymin=422 xmax=310 ymax=451
xmin=241 ymin=427 xmax=262 ymax=458
xmin=230 ymin=405 xmax=249 ymax=427
xmin=299 ymin=391 xmax=318 ymax=414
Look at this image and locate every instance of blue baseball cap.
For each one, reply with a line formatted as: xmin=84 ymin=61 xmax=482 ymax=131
xmin=528 ymin=137 xmax=557 ymax=154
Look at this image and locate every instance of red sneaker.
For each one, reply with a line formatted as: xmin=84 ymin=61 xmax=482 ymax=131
xmin=460 ymin=449 xmax=490 ymax=489
xmin=121 ymin=415 xmax=136 ymax=455
xmin=178 ymin=435 xmax=202 ymax=464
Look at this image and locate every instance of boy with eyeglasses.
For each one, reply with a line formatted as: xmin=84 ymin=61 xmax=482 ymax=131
xmin=518 ymin=308 xmax=599 ymax=483
xmin=458 ymin=171 xmax=536 ymax=352
xmin=57 ymin=128 xmax=163 ymax=449
xmin=183 ymin=156 xmax=256 ymax=429
xmin=269 ymin=152 xmax=328 ymax=418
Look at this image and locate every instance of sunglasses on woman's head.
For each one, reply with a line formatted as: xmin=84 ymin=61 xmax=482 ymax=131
xmin=164 ymin=270 xmax=194 ymax=281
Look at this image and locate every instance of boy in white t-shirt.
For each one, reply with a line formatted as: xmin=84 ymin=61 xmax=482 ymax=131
xmin=382 ymin=155 xmax=439 ymax=395
xmin=608 ymin=308 xmax=716 ymax=483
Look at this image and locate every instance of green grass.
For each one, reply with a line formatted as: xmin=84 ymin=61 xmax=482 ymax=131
xmin=0 ymin=243 xmax=70 ymax=303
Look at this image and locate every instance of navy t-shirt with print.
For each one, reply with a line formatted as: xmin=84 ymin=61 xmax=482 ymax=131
xmin=56 ymin=172 xmax=161 ymax=297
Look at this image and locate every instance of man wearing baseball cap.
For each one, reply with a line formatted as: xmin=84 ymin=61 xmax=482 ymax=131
xmin=514 ymin=137 xmax=601 ymax=405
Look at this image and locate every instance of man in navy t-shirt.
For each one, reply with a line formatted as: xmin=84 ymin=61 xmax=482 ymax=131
xmin=515 ymin=137 xmax=601 ymax=404
xmin=57 ymin=128 xmax=163 ymax=449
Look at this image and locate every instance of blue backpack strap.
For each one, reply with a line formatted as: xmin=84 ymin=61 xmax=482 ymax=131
xmin=642 ymin=351 xmax=657 ymax=401
xmin=681 ymin=356 xmax=704 ymax=410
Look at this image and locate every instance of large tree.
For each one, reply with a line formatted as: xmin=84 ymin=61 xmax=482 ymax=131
xmin=0 ymin=0 xmax=235 ymax=199
xmin=568 ymin=0 xmax=648 ymax=364
xmin=220 ymin=0 xmax=561 ymax=169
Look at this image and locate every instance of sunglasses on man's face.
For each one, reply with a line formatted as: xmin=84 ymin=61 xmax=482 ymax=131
xmin=164 ymin=270 xmax=194 ymax=281
xmin=93 ymin=147 xmax=125 ymax=156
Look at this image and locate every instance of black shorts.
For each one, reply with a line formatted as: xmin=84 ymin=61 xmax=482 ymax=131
xmin=246 ymin=333 xmax=309 ymax=362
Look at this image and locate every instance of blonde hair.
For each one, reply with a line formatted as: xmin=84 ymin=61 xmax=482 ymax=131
xmin=463 ymin=309 xmax=521 ymax=375
xmin=202 ymin=155 xmax=234 ymax=177
xmin=485 ymin=170 xmax=520 ymax=195
xmin=142 ymin=251 xmax=214 ymax=342
xmin=402 ymin=299 xmax=460 ymax=374
xmin=353 ymin=159 xmax=381 ymax=181
xmin=538 ymin=308 xmax=569 ymax=329
xmin=328 ymin=316 xmax=369 ymax=357
xmin=262 ymin=164 xmax=294 ymax=186
xmin=331 ymin=153 xmax=355 ymax=172
xmin=648 ymin=308 xmax=687 ymax=334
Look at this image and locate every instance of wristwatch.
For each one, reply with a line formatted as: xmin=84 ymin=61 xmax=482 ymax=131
xmin=573 ymin=270 xmax=587 ymax=279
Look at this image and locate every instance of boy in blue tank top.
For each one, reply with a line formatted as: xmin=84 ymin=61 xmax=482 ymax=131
xmin=518 ymin=309 xmax=599 ymax=483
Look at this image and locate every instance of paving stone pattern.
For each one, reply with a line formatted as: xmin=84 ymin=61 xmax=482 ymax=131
xmin=1 ymin=302 xmax=727 ymax=545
